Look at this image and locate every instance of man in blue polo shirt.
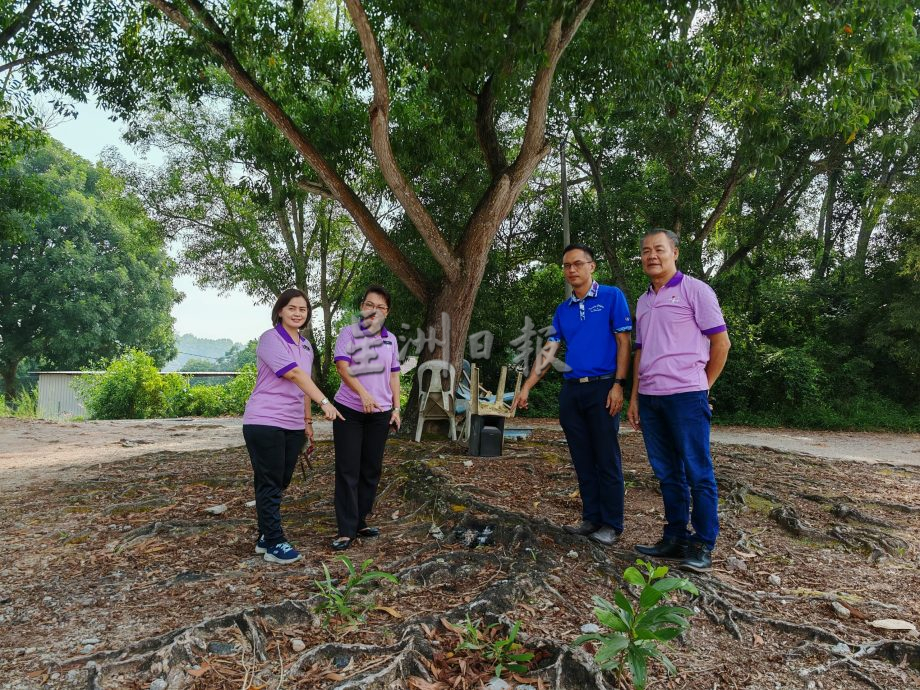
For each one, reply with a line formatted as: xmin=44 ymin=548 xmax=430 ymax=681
xmin=513 ymin=244 xmax=632 ymax=545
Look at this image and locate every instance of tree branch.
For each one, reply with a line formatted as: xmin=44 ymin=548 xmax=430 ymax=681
xmin=475 ymin=75 xmax=508 ymax=176
xmin=0 ymin=0 xmax=42 ymax=50
xmin=458 ymin=0 xmax=596 ymax=263
xmin=695 ymin=149 xmax=747 ymax=245
xmin=0 ymin=47 xmax=70 ymax=73
xmin=571 ymin=121 xmax=628 ymax=293
xmin=148 ymin=0 xmax=429 ymax=303
xmin=296 ymin=178 xmax=335 ymax=199
xmin=508 ymin=0 xmax=595 ymax=191
xmin=343 ymin=0 xmax=461 ymax=283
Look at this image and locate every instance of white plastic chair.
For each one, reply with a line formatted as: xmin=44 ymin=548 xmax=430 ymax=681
xmin=415 ymin=360 xmax=458 ymax=442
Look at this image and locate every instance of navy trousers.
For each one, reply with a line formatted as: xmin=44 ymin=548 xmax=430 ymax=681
xmin=242 ymin=424 xmax=305 ymax=547
xmin=638 ymin=391 xmax=719 ymax=549
xmin=332 ymin=402 xmax=391 ymax=538
xmin=558 ymin=379 xmax=624 ymax=532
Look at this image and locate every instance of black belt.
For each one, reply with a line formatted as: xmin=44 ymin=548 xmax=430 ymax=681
xmin=567 ymin=373 xmax=616 ymax=384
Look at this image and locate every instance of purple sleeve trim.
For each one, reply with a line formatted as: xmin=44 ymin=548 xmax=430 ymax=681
xmin=275 ymin=362 xmax=298 ymax=377
xmin=333 ymin=355 xmax=353 ymax=364
xmin=390 ymin=366 xmax=401 ymax=372
xmin=634 ymin=343 xmax=642 ymax=350
xmin=701 ymin=324 xmax=727 ymax=336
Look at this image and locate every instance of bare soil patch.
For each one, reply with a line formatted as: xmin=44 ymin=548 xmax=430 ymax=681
xmin=1 ymin=427 xmax=918 ymax=689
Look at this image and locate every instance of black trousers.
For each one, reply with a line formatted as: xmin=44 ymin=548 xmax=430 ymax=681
xmin=242 ymin=424 xmax=305 ymax=547
xmin=332 ymin=402 xmax=391 ymax=538
xmin=558 ymin=379 xmax=625 ymax=532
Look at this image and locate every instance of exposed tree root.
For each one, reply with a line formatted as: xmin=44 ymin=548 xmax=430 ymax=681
xmin=61 ymin=457 xmax=916 ymax=690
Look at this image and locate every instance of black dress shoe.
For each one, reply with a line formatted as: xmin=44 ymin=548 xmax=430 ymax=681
xmin=330 ymin=537 xmax=352 ymax=551
xmin=564 ymin=520 xmax=600 ymax=536
xmin=357 ymin=527 xmax=380 ymax=538
xmin=634 ymin=537 xmax=688 ymax=560
xmin=680 ymin=542 xmax=712 ymax=572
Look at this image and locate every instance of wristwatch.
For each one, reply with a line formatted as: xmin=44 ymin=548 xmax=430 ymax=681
xmin=320 ymin=397 xmax=329 ymax=406
xmin=613 ymin=378 xmax=628 ymax=387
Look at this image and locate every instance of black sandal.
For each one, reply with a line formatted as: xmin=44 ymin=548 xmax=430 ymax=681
xmin=357 ymin=527 xmax=380 ymax=538
xmin=331 ymin=536 xmax=352 ymax=551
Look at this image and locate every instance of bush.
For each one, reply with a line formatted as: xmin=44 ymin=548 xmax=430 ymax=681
xmin=516 ymin=376 xmax=562 ymax=418
xmin=77 ymin=350 xmax=168 ymax=419
xmin=0 ymin=387 xmax=39 ymax=418
xmin=76 ymin=351 xmax=258 ymax=419
xmin=184 ymin=385 xmax=225 ymax=417
xmin=221 ymin=364 xmax=257 ymax=415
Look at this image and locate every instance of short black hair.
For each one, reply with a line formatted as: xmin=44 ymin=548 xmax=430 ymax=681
xmin=362 ymin=284 xmax=392 ymax=310
xmin=271 ymin=288 xmax=311 ymax=327
xmin=562 ymin=243 xmax=595 ymax=261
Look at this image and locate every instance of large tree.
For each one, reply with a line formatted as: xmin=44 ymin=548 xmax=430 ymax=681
xmin=554 ymin=0 xmax=919 ymax=281
xmin=86 ymin=0 xmax=595 ymax=388
xmin=0 ymin=138 xmax=179 ymax=398
xmin=110 ymin=91 xmax=369 ymax=385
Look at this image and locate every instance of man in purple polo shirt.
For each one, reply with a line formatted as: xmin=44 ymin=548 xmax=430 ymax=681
xmin=627 ymin=228 xmax=731 ymax=572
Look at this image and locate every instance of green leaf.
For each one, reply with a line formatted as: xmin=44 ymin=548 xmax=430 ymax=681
xmin=627 ymin=646 xmax=649 ymax=690
xmin=595 ymin=634 xmax=629 ymax=664
xmin=596 ymin=608 xmax=629 ymax=632
xmin=638 ymin=585 xmax=665 ymax=610
xmin=622 ymin=567 xmax=646 ymax=586
xmin=613 ymin=590 xmax=634 ymax=621
xmin=573 ymin=633 xmax=602 ymax=645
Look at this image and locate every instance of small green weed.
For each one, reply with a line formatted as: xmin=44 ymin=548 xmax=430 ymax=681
xmin=575 ymin=559 xmax=698 ymax=690
xmin=448 ymin=616 xmax=534 ymax=677
xmin=313 ymin=555 xmax=398 ymax=627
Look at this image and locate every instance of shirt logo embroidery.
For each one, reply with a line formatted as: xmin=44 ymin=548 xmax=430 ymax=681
xmin=588 ymin=304 xmax=605 ymax=313
xmin=669 ymin=295 xmax=679 ymax=304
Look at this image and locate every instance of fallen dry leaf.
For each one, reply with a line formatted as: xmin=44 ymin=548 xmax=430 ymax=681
xmin=375 ymin=605 xmax=403 ymax=618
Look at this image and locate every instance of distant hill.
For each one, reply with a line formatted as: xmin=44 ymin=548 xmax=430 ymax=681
xmin=164 ymin=334 xmax=240 ymax=371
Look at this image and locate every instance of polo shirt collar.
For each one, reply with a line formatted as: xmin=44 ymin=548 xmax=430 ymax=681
xmin=569 ymin=280 xmax=599 ymax=305
xmin=358 ymin=320 xmax=389 ymax=338
xmin=274 ymin=322 xmax=306 ymax=344
xmin=646 ymin=271 xmax=684 ymax=294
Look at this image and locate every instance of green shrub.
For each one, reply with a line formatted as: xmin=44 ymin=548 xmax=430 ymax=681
xmin=77 ymin=350 xmax=168 ymax=419
xmin=221 ymin=363 xmax=256 ymax=415
xmin=575 ymin=559 xmax=698 ymax=690
xmin=162 ymin=373 xmax=191 ymax=417
xmin=0 ymin=387 xmax=39 ymax=418
xmin=184 ymin=385 xmax=225 ymax=417
xmin=516 ymin=376 xmax=561 ymax=418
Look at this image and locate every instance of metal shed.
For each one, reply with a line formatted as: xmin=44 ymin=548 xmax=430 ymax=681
xmin=33 ymin=371 xmax=100 ymax=419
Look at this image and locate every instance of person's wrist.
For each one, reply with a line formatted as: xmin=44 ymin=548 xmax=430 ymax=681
xmin=320 ymin=397 xmax=330 ymax=406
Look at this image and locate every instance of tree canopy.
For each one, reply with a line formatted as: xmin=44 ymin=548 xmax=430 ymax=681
xmin=0 ymin=138 xmax=179 ymax=398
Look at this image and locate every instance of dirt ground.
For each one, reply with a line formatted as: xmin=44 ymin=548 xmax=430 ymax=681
xmin=1 ymin=417 xmax=918 ymax=492
xmin=1 ymin=419 xmax=918 ymax=690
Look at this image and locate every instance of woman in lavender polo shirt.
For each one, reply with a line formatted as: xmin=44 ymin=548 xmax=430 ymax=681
xmin=329 ymin=285 xmax=402 ymax=551
xmin=242 ymin=289 xmax=343 ymax=564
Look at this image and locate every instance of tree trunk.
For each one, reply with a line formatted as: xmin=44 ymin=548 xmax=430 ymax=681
xmin=2 ymin=359 xmax=20 ymax=403
xmin=854 ymin=163 xmax=895 ymax=276
xmin=570 ymin=123 xmax=628 ymax=296
xmin=815 ymin=170 xmax=838 ymax=281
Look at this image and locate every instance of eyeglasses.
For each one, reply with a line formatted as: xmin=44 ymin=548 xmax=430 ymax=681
xmin=362 ymin=301 xmax=389 ymax=312
xmin=562 ymin=260 xmax=594 ymax=271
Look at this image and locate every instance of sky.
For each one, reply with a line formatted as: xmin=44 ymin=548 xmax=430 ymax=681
xmin=49 ymin=100 xmax=268 ymax=346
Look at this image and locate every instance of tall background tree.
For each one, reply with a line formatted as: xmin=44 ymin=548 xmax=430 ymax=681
xmin=0 ymin=139 xmax=179 ymax=399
